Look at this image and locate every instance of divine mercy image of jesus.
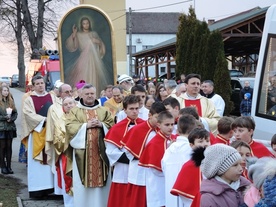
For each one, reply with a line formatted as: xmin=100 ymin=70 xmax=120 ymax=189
xmin=58 ymin=6 xmax=116 ymax=94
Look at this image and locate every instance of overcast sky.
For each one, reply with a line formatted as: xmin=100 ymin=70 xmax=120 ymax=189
xmin=126 ymin=0 xmax=276 ymax=21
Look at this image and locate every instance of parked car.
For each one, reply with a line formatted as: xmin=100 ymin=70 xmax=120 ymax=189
xmin=0 ymin=76 xmax=11 ymax=86
xmin=230 ymin=77 xmax=255 ymax=115
xmin=10 ymin=74 xmax=19 ymax=87
xmin=229 ymin=69 xmax=244 ymax=77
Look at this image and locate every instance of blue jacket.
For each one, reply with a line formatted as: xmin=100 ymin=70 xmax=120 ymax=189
xmin=240 ymin=99 xmax=252 ymax=114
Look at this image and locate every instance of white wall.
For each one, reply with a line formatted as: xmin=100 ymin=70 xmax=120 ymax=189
xmin=126 ymin=33 xmax=176 ymax=77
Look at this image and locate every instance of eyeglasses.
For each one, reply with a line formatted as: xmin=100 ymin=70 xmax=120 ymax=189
xmin=62 ymin=90 xmax=73 ymax=94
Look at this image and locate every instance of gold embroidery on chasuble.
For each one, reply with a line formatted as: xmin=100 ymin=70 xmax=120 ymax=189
xmin=85 ymin=110 xmax=104 ymax=188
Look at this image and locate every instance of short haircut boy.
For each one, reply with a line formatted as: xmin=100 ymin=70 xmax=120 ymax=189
xmin=123 ymin=95 xmax=140 ymax=109
xmin=177 ymin=114 xmax=197 ymax=135
xmin=179 ymin=106 xmax=199 ymax=120
xmin=188 ymin=128 xmax=209 ymax=144
xmin=157 ymin=111 xmax=174 ymax=123
xmin=231 ymin=116 xmax=255 ymax=131
xmin=162 ymin=97 xmax=180 ymax=109
xmin=149 ymin=101 xmax=166 ymax=115
xmin=217 ymin=116 xmax=234 ymax=134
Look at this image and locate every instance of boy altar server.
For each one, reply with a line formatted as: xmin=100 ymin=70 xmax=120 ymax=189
xmin=171 ymin=128 xmax=210 ymax=207
xmin=161 ymin=114 xmax=197 ymax=207
xmin=122 ymin=102 xmax=167 ymax=207
xmin=104 ymin=95 xmax=143 ymax=207
xmin=139 ymin=111 xmax=175 ymax=207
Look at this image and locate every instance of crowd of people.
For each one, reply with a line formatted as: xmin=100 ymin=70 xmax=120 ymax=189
xmin=1 ymin=72 xmax=276 ymax=207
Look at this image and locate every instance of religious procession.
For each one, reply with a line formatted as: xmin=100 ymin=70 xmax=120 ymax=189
xmin=2 ymin=1 xmax=276 ymax=207
xmin=0 ymin=70 xmax=274 ymax=207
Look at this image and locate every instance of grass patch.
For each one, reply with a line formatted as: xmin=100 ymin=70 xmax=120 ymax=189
xmin=0 ymin=174 xmax=26 ymax=207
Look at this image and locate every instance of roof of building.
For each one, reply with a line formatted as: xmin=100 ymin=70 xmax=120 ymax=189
xmin=126 ymin=12 xmax=181 ymax=34
xmin=133 ymin=7 xmax=268 ymax=56
xmin=208 ymin=6 xmax=268 ymax=31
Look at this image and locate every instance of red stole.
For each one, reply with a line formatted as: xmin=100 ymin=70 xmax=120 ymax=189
xmin=104 ymin=117 xmax=144 ymax=148
xmin=184 ymin=99 xmax=202 ymax=116
xmin=213 ymin=134 xmax=230 ymax=145
xmin=55 ymin=154 xmax=72 ymax=193
xmin=139 ymin=132 xmax=173 ymax=171
xmin=249 ymin=140 xmax=275 ymax=158
xmin=122 ymin=120 xmax=155 ymax=158
xmin=171 ymin=159 xmax=202 ymax=200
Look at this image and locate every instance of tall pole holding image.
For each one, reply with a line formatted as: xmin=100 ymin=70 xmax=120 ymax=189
xmin=128 ymin=7 xmax=133 ymax=75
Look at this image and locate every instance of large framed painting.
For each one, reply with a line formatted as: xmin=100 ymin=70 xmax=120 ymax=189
xmin=58 ymin=5 xmax=117 ymax=95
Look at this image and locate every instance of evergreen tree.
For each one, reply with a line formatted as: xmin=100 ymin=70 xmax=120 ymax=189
xmin=176 ymin=8 xmax=198 ymax=77
xmin=175 ymin=8 xmax=233 ymax=114
xmin=194 ymin=21 xmax=209 ymax=79
xmin=205 ymin=30 xmax=221 ymax=80
xmin=214 ymin=46 xmax=234 ymax=115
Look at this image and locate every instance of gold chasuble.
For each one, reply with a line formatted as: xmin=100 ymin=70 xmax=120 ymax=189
xmin=65 ymin=101 xmax=114 ymax=188
xmin=104 ymin=98 xmax=123 ymax=118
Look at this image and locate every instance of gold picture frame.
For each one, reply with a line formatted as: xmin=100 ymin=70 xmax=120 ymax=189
xmin=58 ymin=4 xmax=117 ymax=95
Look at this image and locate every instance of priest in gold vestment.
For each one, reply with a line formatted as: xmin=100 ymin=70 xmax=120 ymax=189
xmin=104 ymin=85 xmax=124 ymax=118
xmin=176 ymin=74 xmax=220 ymax=134
xmin=45 ymin=84 xmax=74 ymax=207
xmin=65 ymin=84 xmax=114 ymax=207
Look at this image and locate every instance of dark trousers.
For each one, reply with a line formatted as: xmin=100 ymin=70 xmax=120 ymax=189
xmin=0 ymin=138 xmax=13 ymax=168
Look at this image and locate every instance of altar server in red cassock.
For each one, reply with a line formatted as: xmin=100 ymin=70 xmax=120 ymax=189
xmin=231 ymin=116 xmax=274 ymax=158
xmin=104 ymin=95 xmax=143 ymax=207
xmin=139 ymin=111 xmax=175 ymax=207
xmin=161 ymin=114 xmax=197 ymax=207
xmin=213 ymin=116 xmax=234 ymax=145
xmin=171 ymin=128 xmax=210 ymax=207
xmin=122 ymin=102 xmax=167 ymax=207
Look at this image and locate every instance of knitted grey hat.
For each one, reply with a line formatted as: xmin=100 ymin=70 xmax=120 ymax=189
xmin=200 ymin=144 xmax=241 ymax=179
xmin=248 ymin=157 xmax=276 ymax=189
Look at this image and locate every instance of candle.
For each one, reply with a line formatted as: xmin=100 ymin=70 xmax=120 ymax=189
xmin=6 ymin=107 xmax=12 ymax=116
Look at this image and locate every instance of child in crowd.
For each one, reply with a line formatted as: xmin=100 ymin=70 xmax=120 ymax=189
xmin=253 ymin=157 xmax=276 ymax=206
xmin=139 ymin=111 xmax=175 ymax=207
xmin=200 ymin=144 xmax=251 ymax=207
xmin=240 ymin=93 xmax=252 ymax=116
xmin=270 ymin=134 xmax=276 ymax=155
xmin=213 ymin=116 xmax=234 ymax=145
xmin=230 ymin=140 xmax=252 ymax=179
xmin=122 ymin=102 xmax=167 ymax=207
xmin=163 ymin=97 xmax=180 ymax=134
xmin=245 ymin=157 xmax=276 ymax=207
xmin=171 ymin=128 xmax=210 ymax=207
xmin=179 ymin=106 xmax=216 ymax=144
xmin=231 ymin=116 xmax=274 ymax=158
xmin=161 ymin=114 xmax=197 ymax=207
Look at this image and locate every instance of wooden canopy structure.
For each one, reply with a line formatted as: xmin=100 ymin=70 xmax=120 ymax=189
xmin=133 ymin=7 xmax=268 ymax=79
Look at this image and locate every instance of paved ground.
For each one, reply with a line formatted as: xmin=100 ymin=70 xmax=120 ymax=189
xmin=4 ymin=88 xmax=64 ymax=207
